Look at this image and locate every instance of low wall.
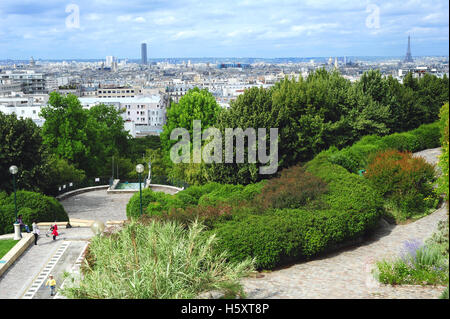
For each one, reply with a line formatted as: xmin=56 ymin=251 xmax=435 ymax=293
xmin=55 ymin=182 xmax=184 ymax=198
xmin=0 ymin=233 xmax=34 ymax=277
xmin=56 ymin=185 xmax=109 ymax=201
xmin=107 ymin=183 xmax=183 ymax=195
xmin=149 ymin=184 xmax=184 ymax=195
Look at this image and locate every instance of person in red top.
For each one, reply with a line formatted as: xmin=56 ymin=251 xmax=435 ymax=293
xmin=51 ymin=222 xmax=59 ymax=240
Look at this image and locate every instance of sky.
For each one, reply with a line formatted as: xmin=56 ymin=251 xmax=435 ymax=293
xmin=0 ymin=0 xmax=448 ymax=59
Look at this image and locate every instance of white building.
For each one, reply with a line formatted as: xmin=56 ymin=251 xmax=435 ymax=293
xmin=79 ymin=95 xmax=168 ymax=137
xmin=0 ymin=94 xmax=48 ymax=126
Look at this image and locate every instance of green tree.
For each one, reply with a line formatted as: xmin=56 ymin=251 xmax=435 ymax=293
xmin=207 ymin=85 xmax=293 ymax=184
xmin=160 ymin=87 xmax=222 ymax=183
xmin=39 ymin=155 xmax=86 ymax=195
xmin=40 ymin=93 xmax=130 ymax=177
xmin=40 ymin=93 xmax=91 ymax=170
xmin=0 ymin=112 xmax=46 ymax=192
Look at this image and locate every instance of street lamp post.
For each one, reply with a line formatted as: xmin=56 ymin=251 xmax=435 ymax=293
xmin=9 ymin=165 xmax=21 ymax=240
xmin=136 ymin=164 xmax=144 ymax=217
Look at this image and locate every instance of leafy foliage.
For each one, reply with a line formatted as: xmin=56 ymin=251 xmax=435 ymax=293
xmin=255 ymin=165 xmax=328 ymax=210
xmin=205 ymin=151 xmax=383 ymax=270
xmin=329 ymin=122 xmax=441 ymax=173
xmin=61 ymin=220 xmax=254 ymax=299
xmin=365 ymin=149 xmax=438 ymax=222
xmin=375 ymin=240 xmax=449 ymax=286
xmin=0 ymin=112 xmax=47 ymax=193
xmin=0 ymin=190 xmax=68 ymax=235
xmin=160 ymin=88 xmax=222 ymax=183
xmin=436 ymin=103 xmax=449 ymax=203
xmin=40 ymin=93 xmax=130 ymax=177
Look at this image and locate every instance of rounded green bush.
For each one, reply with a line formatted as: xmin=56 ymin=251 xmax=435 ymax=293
xmin=209 ymin=206 xmax=380 ymax=270
xmin=328 ymin=122 xmax=441 ymax=173
xmin=208 ymin=155 xmax=383 ymax=270
xmin=0 ymin=190 xmax=68 ymax=235
xmin=126 ymin=188 xmax=179 ymax=219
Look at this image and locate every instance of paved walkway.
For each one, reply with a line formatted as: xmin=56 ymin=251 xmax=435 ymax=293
xmin=243 ymin=148 xmax=448 ymax=299
xmin=0 ymin=191 xmax=133 ymax=299
xmin=61 ymin=190 xmax=133 ymax=223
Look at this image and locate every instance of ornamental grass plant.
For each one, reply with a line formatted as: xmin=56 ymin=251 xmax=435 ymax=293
xmin=61 ymin=220 xmax=254 ymax=299
xmin=375 ymin=239 xmax=449 ymax=286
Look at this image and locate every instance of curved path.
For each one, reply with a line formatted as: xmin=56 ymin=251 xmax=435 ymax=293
xmin=61 ymin=190 xmax=133 ymax=223
xmin=1 ymin=190 xmax=137 ymax=298
xmin=243 ymin=148 xmax=448 ymax=299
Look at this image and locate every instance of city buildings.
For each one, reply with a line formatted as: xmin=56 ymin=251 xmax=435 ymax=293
xmin=0 ymin=51 xmax=448 ymax=138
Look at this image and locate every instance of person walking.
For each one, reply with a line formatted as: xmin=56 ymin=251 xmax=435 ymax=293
xmin=31 ymin=220 xmax=40 ymax=245
xmin=51 ymin=222 xmax=59 ymax=241
xmin=17 ymin=215 xmax=30 ymax=233
xmin=45 ymin=275 xmax=57 ymax=296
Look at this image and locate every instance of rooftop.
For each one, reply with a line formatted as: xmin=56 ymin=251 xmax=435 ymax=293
xmin=79 ymin=95 xmax=161 ymax=104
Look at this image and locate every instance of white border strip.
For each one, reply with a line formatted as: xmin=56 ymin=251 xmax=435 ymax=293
xmin=54 ymin=241 xmax=89 ymax=299
xmin=21 ymin=241 xmax=71 ymax=299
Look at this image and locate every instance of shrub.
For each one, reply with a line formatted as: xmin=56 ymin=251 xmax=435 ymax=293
xmin=160 ymin=204 xmax=236 ymax=229
xmin=365 ymin=149 xmax=438 ymax=221
xmin=127 ymin=182 xmax=266 ymax=223
xmin=208 ymin=207 xmax=380 ymax=270
xmin=208 ymin=153 xmax=383 ymax=270
xmin=375 ymin=240 xmax=449 ymax=286
xmin=197 ymin=182 xmax=265 ymax=207
xmin=329 ymin=122 xmax=441 ymax=173
xmin=426 ymin=219 xmax=449 ymax=257
xmin=0 ymin=190 xmax=68 ymax=235
xmin=255 ymin=165 xmax=328 ymax=210
xmin=61 ymin=220 xmax=254 ymax=299
xmin=126 ymin=188 xmax=180 ymax=219
xmin=436 ymin=103 xmax=449 ymax=203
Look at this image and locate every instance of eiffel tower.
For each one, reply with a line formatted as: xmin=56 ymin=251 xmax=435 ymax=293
xmin=404 ymin=35 xmax=414 ymax=63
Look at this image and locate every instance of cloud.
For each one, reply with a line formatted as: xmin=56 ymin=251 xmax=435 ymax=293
xmin=0 ymin=0 xmax=448 ymax=59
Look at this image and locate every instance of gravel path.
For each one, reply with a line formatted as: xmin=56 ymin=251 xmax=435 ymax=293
xmin=243 ymin=148 xmax=448 ymax=299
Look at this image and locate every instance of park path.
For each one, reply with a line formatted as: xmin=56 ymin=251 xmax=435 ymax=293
xmin=0 ymin=191 xmax=134 ymax=299
xmin=243 ymin=148 xmax=448 ymax=299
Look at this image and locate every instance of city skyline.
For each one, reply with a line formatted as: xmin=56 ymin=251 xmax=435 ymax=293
xmin=0 ymin=0 xmax=448 ymax=60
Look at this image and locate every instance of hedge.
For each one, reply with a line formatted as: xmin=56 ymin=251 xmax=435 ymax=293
xmin=329 ymin=122 xmax=441 ymax=173
xmin=208 ymin=205 xmax=380 ymax=270
xmin=125 ymin=122 xmax=439 ymax=270
xmin=126 ymin=182 xmax=266 ymax=219
xmin=0 ymin=190 xmax=68 ymax=235
xmin=207 ymin=152 xmax=383 ymax=270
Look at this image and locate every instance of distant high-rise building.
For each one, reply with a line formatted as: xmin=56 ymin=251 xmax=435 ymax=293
xmin=404 ymin=35 xmax=414 ymax=63
xmin=105 ymin=56 xmax=114 ymax=67
xmin=141 ymin=43 xmax=148 ymax=65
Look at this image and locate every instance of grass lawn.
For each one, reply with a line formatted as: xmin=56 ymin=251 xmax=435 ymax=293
xmin=0 ymin=239 xmax=19 ymax=259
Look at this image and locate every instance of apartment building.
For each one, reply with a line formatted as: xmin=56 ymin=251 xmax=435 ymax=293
xmin=96 ymin=86 xmax=142 ymax=98
xmin=0 ymin=94 xmax=48 ymax=126
xmin=0 ymin=70 xmax=47 ymax=94
xmin=79 ymin=95 xmax=168 ymax=137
